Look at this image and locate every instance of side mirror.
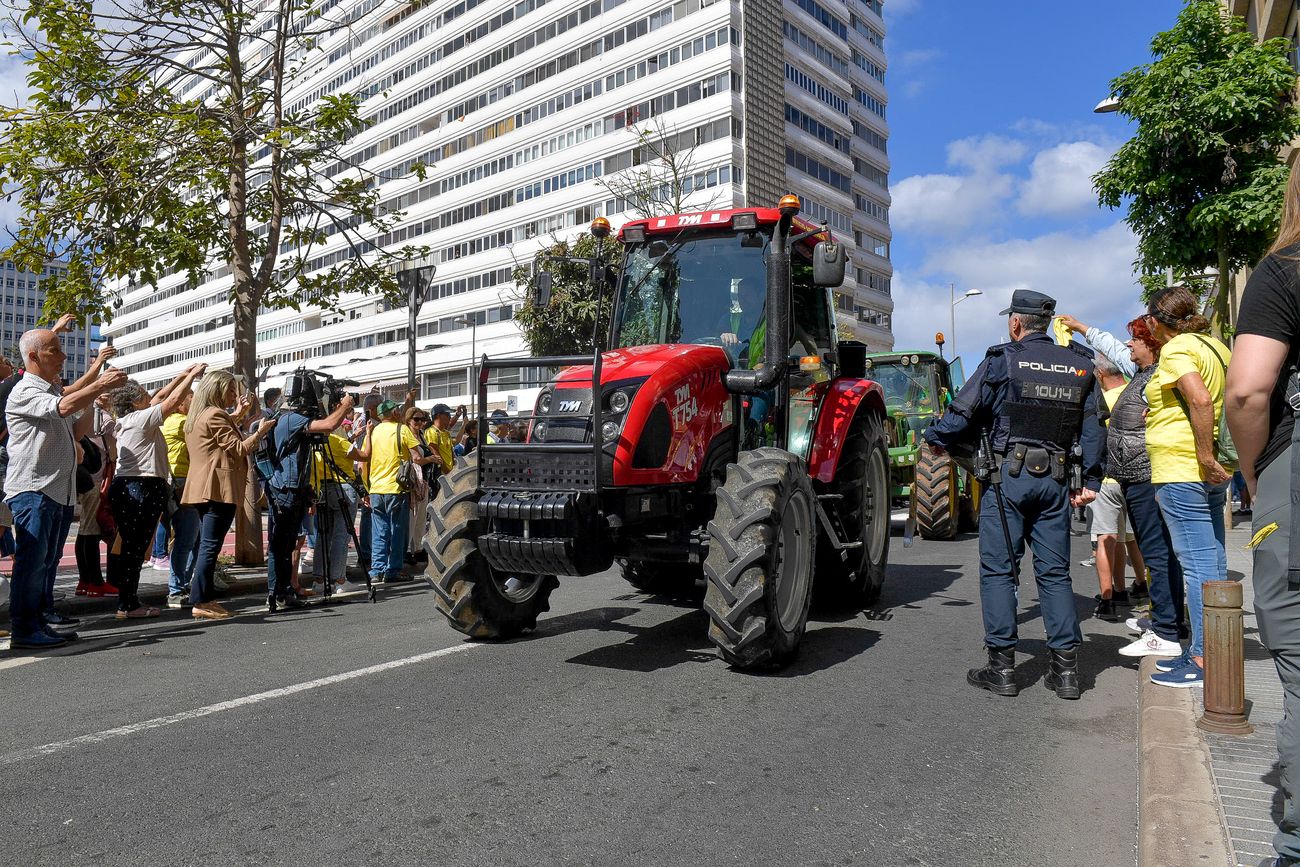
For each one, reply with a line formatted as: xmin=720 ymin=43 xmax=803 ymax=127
xmin=813 ymin=240 xmax=846 ymax=287
xmin=533 ymin=271 xmax=554 ymax=308
xmin=837 ymin=340 xmax=867 ymax=379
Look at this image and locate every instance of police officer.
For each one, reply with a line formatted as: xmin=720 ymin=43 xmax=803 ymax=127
xmin=925 ymin=290 xmax=1104 ymax=700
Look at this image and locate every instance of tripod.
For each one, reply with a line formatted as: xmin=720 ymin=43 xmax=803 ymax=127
xmin=307 ymin=434 xmax=375 ymax=604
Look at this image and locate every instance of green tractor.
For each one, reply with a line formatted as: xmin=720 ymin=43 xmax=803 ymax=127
xmin=865 ymin=349 xmax=980 ymax=540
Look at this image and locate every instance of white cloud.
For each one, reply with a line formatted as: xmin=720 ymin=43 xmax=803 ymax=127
xmin=890 ymin=170 xmax=1016 ymax=236
xmin=1016 ymin=141 xmax=1112 ymax=217
xmin=0 ymin=55 xmax=30 ymax=109
xmin=891 ymin=222 xmax=1146 ymax=364
xmin=884 ymin=0 xmax=921 ymax=21
xmin=946 ymin=134 xmax=1028 ymax=174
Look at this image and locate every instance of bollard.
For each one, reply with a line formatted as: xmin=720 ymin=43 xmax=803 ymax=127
xmin=1198 ymin=580 xmax=1254 ymax=736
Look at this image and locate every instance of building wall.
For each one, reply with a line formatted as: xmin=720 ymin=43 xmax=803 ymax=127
xmin=104 ymin=0 xmax=894 ymax=402
xmin=0 ymin=260 xmax=96 ymax=383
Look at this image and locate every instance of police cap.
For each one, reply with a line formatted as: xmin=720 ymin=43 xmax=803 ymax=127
xmin=998 ymin=289 xmax=1056 ymax=317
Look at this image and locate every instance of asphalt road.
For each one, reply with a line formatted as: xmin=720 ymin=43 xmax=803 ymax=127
xmin=0 ymin=525 xmax=1138 ymax=867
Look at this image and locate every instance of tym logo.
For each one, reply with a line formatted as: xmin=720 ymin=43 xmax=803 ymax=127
xmin=557 ymin=400 xmax=582 ymax=413
xmin=678 ymin=214 xmax=703 ymax=225
xmin=1018 ymin=361 xmax=1087 ymax=377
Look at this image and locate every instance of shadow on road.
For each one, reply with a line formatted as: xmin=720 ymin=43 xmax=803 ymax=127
xmin=868 ymin=562 xmax=967 ymax=617
xmin=564 ymin=609 xmax=715 ymax=672
xmin=1011 ymin=632 xmax=1133 ymax=693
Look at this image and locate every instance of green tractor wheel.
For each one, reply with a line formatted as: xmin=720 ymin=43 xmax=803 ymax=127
xmin=914 ymin=445 xmax=959 ymax=541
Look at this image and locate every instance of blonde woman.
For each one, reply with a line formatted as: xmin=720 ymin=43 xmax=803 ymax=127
xmin=181 ymin=371 xmax=274 ymax=620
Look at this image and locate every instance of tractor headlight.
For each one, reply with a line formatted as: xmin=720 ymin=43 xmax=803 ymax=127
xmin=601 ymin=420 xmax=620 ymax=442
xmin=537 ymin=390 xmax=552 ymax=414
xmin=608 ymin=390 xmax=630 ymax=414
xmin=533 ymin=422 xmax=547 ymax=441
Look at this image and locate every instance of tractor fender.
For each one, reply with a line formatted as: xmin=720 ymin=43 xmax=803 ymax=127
xmin=808 ymin=377 xmax=887 ymax=484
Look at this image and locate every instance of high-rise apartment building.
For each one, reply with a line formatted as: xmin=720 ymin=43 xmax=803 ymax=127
xmin=105 ymin=0 xmax=893 ymax=403
xmin=1 ymin=260 xmax=98 ymax=382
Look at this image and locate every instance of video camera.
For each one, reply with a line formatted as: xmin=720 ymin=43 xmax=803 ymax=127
xmin=283 ymin=367 xmax=360 ymax=420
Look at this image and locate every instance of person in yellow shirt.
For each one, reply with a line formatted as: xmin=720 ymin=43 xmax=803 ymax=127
xmin=1142 ymin=286 xmax=1233 ymax=689
xmin=310 ymin=426 xmax=362 ymax=592
xmin=161 ymin=390 xmax=197 ymax=606
xmin=355 ymin=400 xmax=434 ymax=582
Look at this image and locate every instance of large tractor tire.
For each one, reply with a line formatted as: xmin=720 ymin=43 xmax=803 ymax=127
xmin=815 ymin=412 xmax=891 ymax=606
xmin=424 ymin=456 xmax=558 ymax=638
xmin=620 ymin=560 xmax=704 ymax=600
xmin=915 ymin=444 xmax=959 ymax=541
xmin=703 ymin=448 xmax=816 ymax=670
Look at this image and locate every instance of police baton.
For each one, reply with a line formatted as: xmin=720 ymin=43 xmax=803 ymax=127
xmin=980 ymin=430 xmax=1020 ymax=587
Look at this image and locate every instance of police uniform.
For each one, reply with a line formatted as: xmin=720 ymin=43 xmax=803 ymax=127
xmin=924 ymin=289 xmax=1105 ymax=699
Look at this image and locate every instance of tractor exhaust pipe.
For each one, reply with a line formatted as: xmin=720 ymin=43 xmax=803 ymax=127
xmin=725 ymin=196 xmax=798 ymax=395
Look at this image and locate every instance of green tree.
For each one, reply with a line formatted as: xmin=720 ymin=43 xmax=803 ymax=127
xmin=0 ymin=0 xmax=427 ymax=562
xmin=513 ymin=233 xmax=624 ymax=357
xmin=1093 ymin=0 xmax=1300 ymax=328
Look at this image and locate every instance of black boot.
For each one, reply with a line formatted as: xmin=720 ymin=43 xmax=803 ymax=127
xmin=967 ymin=648 xmax=1018 ymax=696
xmin=1046 ymin=648 xmax=1081 ymax=700
xmin=1111 ymin=589 xmax=1131 ymax=606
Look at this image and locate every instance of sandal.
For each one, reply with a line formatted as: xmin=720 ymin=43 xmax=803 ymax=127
xmin=115 ymin=606 xmax=161 ymax=620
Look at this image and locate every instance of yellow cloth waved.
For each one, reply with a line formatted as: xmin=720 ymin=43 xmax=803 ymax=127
xmin=1051 ymin=316 xmax=1072 ymax=347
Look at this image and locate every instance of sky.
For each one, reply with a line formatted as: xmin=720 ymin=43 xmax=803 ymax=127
xmin=883 ymin=0 xmax=1186 ymax=365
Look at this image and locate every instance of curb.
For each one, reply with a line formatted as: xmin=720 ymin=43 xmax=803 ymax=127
xmin=1137 ymin=655 xmax=1234 ymax=867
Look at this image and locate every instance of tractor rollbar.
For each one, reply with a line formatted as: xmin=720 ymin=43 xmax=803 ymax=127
xmin=476 ymin=350 xmax=605 ymax=494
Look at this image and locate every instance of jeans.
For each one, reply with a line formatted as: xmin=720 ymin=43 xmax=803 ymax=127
xmin=1121 ymin=480 xmax=1185 ymax=643
xmin=106 ymin=476 xmax=169 ymax=611
xmin=267 ymin=489 xmax=309 ymax=598
xmin=169 ymin=479 xmax=198 ymax=595
xmin=358 ymin=501 xmax=372 ymax=569
xmin=313 ymin=483 xmax=354 ymax=583
xmin=1155 ymin=481 xmax=1229 ymax=659
xmin=977 ymin=466 xmax=1081 ymax=650
xmin=190 ymin=501 xmax=236 ymax=605
xmin=6 ymin=492 xmax=74 ymax=638
xmin=369 ymin=493 xmax=409 ymax=579
xmin=152 ymin=513 xmax=169 ymax=559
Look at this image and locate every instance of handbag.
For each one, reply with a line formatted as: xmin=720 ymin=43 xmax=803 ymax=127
xmin=1171 ymin=334 xmax=1238 ymax=469
xmin=396 ymin=423 xmax=420 ymax=492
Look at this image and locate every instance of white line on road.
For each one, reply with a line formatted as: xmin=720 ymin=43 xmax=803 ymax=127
xmin=0 ymin=641 xmax=481 ymax=766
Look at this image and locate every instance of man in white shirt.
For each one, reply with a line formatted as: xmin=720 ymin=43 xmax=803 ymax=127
xmin=5 ymin=328 xmax=123 ymax=649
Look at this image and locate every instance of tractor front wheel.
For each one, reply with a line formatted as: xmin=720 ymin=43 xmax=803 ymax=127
xmin=425 ymin=456 xmax=558 ymax=638
xmin=703 ymin=448 xmax=816 ymax=669
xmin=815 ymin=412 xmax=890 ymax=606
xmin=915 ymin=445 xmax=959 ymax=541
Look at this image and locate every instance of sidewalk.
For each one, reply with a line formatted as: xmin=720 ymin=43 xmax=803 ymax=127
xmin=1138 ymin=516 xmax=1288 ymax=867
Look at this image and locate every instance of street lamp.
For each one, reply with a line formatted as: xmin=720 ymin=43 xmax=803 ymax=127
xmin=1093 ymin=97 xmax=1121 ymax=114
xmin=950 ymin=285 xmax=983 ymax=362
xmin=452 ymin=315 xmax=477 ymax=401
xmin=396 ymin=260 xmax=437 ymax=398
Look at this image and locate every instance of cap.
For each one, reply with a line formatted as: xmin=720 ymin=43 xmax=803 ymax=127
xmin=999 ymin=289 xmax=1057 ymax=317
xmin=431 ymin=403 xmax=453 ymax=417
xmin=489 ymin=409 xmax=510 ymax=419
xmin=377 ymin=399 xmax=399 ymax=415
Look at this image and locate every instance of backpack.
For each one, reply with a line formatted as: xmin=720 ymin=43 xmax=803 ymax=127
xmin=1171 ymin=334 xmax=1238 ymax=469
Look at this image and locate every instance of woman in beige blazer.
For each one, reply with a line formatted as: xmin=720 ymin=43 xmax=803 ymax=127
xmin=182 ymin=370 xmax=273 ymax=620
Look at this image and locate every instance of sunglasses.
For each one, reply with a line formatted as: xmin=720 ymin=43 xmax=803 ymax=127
xmin=412 ymin=416 xmax=430 ymax=422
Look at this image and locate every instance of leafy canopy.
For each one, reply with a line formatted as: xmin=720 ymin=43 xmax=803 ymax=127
xmin=1093 ymin=0 xmax=1300 ymax=305
xmin=513 ymin=233 xmax=624 ymax=357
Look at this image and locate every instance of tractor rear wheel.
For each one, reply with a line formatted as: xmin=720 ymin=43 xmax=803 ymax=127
xmin=815 ymin=412 xmax=890 ymax=606
xmin=424 ymin=456 xmax=558 ymax=638
xmin=915 ymin=444 xmax=959 ymax=541
xmin=703 ymin=448 xmax=816 ymax=669
xmin=621 ymin=560 xmax=703 ymax=600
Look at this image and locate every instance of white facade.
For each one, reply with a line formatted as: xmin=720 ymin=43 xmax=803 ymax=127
xmin=1 ymin=261 xmax=97 ymax=382
xmin=105 ymin=0 xmax=893 ymax=403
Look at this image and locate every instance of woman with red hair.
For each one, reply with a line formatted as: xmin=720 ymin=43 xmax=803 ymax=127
xmin=1057 ymin=313 xmax=1186 ymax=661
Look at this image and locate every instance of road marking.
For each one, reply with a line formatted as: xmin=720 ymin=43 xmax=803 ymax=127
xmin=0 ymin=641 xmax=480 ymax=766
xmin=0 ymin=655 xmax=41 ymax=672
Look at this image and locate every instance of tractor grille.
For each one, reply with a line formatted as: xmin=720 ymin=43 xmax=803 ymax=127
xmin=479 ymin=448 xmax=597 ymax=491
xmin=537 ymin=386 xmax=593 ymax=444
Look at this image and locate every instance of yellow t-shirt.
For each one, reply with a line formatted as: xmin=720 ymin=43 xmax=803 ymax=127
xmin=162 ymin=412 xmax=189 ymax=478
xmin=1101 ymin=384 xmax=1126 ymax=485
xmin=311 ymin=433 xmax=355 ymax=489
xmin=1143 ymin=332 xmax=1231 ymax=484
xmin=426 ymin=426 xmax=453 ymax=473
xmin=365 ymin=421 xmax=421 ymax=495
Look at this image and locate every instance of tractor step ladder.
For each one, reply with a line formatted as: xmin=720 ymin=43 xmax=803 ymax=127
xmin=815 ymin=493 xmax=860 ymax=560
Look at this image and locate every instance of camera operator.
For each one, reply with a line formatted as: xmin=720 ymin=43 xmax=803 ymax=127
xmin=265 ymin=377 xmax=354 ymax=611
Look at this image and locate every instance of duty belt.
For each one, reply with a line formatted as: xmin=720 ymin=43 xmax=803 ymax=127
xmin=1002 ymin=444 xmax=1068 ymax=483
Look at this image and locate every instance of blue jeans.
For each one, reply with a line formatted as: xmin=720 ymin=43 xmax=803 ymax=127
xmin=358 ymin=502 xmax=372 ymax=568
xmin=190 ymin=501 xmax=235 ymax=605
xmin=978 ymin=466 xmax=1081 ymax=650
xmin=169 ymin=480 xmax=198 ymax=595
xmin=1122 ymin=480 xmax=1185 ymax=643
xmin=267 ymin=489 xmax=309 ymax=598
xmin=369 ymin=493 xmax=408 ymax=579
xmin=6 ymin=492 xmax=74 ymax=638
xmin=152 ymin=514 xmax=169 ymax=559
xmin=1155 ymin=481 xmax=1229 ymax=658
xmin=313 ymin=483 xmax=354 ymax=583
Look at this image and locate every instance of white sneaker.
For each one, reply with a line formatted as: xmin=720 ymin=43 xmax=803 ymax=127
xmin=1119 ymin=631 xmax=1182 ymax=657
xmin=1125 ymin=616 xmax=1150 ymax=635
xmin=152 ymin=555 xmax=171 ymax=571
xmin=339 ymin=580 xmax=368 ymax=595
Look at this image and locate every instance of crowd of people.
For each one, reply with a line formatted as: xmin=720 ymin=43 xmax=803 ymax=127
xmin=0 ymin=318 xmax=524 ymax=646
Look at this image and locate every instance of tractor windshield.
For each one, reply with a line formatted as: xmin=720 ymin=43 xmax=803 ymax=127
xmin=869 ymin=360 xmax=943 ymax=417
xmin=611 ymin=230 xmax=833 ymax=364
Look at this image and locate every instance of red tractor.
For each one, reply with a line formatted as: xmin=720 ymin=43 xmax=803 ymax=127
xmin=425 ymin=196 xmax=891 ymax=669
